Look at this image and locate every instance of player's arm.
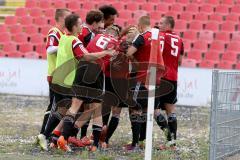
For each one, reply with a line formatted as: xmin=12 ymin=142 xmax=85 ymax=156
xmin=126 ymin=34 xmax=144 ymax=57
xmin=178 ymin=42 xmax=184 ymax=66
xmin=46 ymin=31 xmax=60 ymax=54
xmin=72 ymin=39 xmax=117 ymax=61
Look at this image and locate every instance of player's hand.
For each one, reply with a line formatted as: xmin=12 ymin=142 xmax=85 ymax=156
xmin=105 ymin=49 xmax=118 ymax=57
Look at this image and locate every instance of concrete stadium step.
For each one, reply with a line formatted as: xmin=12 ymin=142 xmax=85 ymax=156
xmin=0 ymin=6 xmax=18 ymax=14
xmin=4 ymin=0 xmax=25 ymax=7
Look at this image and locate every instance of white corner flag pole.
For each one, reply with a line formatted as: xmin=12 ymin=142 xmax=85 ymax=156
xmin=144 ymin=28 xmax=160 ymax=160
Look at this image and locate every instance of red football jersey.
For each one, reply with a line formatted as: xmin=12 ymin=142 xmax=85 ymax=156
xmin=46 ymin=27 xmax=63 ymax=49
xmin=86 ymin=34 xmax=118 ymax=73
xmin=132 ymin=30 xmax=152 ymax=83
xmin=158 ymin=31 xmax=184 ymax=81
xmin=78 ymin=25 xmax=95 ymax=47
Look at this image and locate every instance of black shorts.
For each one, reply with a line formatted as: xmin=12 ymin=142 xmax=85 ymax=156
xmin=72 ymin=62 xmax=104 ymax=104
xmin=104 ymin=77 xmax=128 ymax=107
xmin=133 ymin=79 xmax=177 ymax=110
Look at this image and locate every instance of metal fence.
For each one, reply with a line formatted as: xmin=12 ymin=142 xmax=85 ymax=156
xmin=210 ymin=70 xmax=240 ymax=160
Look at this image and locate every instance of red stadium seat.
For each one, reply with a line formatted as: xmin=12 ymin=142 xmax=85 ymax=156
xmin=75 ymin=9 xmax=88 ymax=20
xmin=194 ymin=13 xmax=208 ymax=21
xmin=209 ymin=14 xmax=223 ymax=21
xmin=227 ymin=42 xmax=240 ymax=52
xmin=178 ymin=0 xmax=191 ymax=3
xmin=82 ymin=3 xmax=96 ymax=10
xmin=39 ymin=0 xmax=52 ymax=9
xmin=35 ymin=44 xmax=46 ymax=55
xmin=111 ymin=2 xmax=125 ymax=11
xmin=9 ymin=25 xmax=22 ymax=34
xmin=115 ymin=18 xmax=127 ymax=27
xmin=19 ymin=16 xmax=33 ymax=26
xmin=232 ymin=32 xmax=240 ymax=41
xmin=2 ymin=43 xmax=17 ymax=54
xmin=199 ymin=31 xmax=214 ymax=43
xmin=221 ymin=0 xmax=234 ymax=5
xmin=215 ymin=5 xmax=230 ymax=15
xmin=29 ymin=8 xmax=42 ymax=17
xmin=34 ymin=17 xmax=48 ymax=26
xmin=183 ymin=31 xmax=198 ymax=40
xmin=40 ymin=25 xmax=51 ymax=35
xmin=5 ymin=16 xmax=17 ymax=25
xmin=193 ymin=41 xmax=208 ymax=52
xmin=205 ymin=22 xmax=219 ymax=32
xmin=221 ymin=52 xmax=238 ymax=62
xmin=187 ymin=50 xmax=203 ymax=62
xmin=24 ymin=25 xmax=38 ymax=35
xmin=24 ymin=52 xmax=40 ymax=59
xmin=162 ymin=0 xmax=175 ymax=3
xmin=125 ymin=2 xmax=139 ymax=11
xmin=205 ymin=51 xmax=221 ymax=61
xmin=0 ymin=25 xmax=7 ymax=33
xmin=67 ymin=1 xmax=81 ymax=10
xmin=209 ymin=41 xmax=225 ymax=53
xmin=156 ymin=3 xmax=169 ymax=12
xmin=200 ymin=4 xmax=214 ymax=13
xmin=15 ymin=8 xmax=28 ymax=17
xmin=179 ymin=12 xmax=193 ymax=21
xmin=25 ymin=1 xmax=38 ymax=8
xmin=134 ymin=10 xmax=148 ymax=19
xmin=118 ymin=11 xmax=132 ymax=19
xmin=170 ymin=3 xmax=184 ymax=13
xmin=53 ymin=0 xmax=66 ymax=8
xmin=175 ymin=20 xmax=187 ymax=31
xmin=206 ymin=0 xmax=220 ymax=6
xmin=44 ymin=8 xmax=55 ymax=17
xmin=19 ymin=43 xmax=33 ymax=53
xmin=164 ymin=11 xmax=178 ymax=19
xmin=235 ymin=63 xmax=240 ymax=70
xmin=217 ymin=61 xmax=234 ymax=69
xmin=221 ymin=22 xmax=236 ymax=32
xmin=199 ymin=60 xmax=216 ymax=68
xmin=181 ymin=58 xmax=198 ymax=67
xmin=149 ymin=0 xmax=161 ymax=2
xmin=226 ymin=14 xmax=240 ymax=22
xmin=127 ymin=19 xmax=137 ymax=26
xmin=140 ymin=3 xmax=155 ymax=11
xmin=231 ymin=5 xmax=240 ymax=14
xmin=13 ymin=33 xmax=28 ymax=43
xmin=185 ymin=4 xmax=199 ymax=13
xmin=0 ymin=33 xmax=11 ymax=43
xmin=215 ymin=32 xmax=230 ymax=42
xmin=30 ymin=34 xmax=44 ymax=44
xmin=183 ymin=40 xmax=191 ymax=52
xmin=189 ymin=21 xmax=203 ymax=30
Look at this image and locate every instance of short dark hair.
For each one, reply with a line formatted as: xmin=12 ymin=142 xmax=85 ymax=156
xmin=99 ymin=5 xmax=117 ymax=20
xmin=55 ymin=9 xmax=70 ymax=22
xmin=164 ymin=16 xmax=175 ymax=29
xmin=65 ymin=14 xmax=79 ymax=32
xmin=86 ymin=10 xmax=103 ymax=25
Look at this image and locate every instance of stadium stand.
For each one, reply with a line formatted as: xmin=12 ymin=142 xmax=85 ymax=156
xmin=0 ymin=0 xmax=239 ymax=70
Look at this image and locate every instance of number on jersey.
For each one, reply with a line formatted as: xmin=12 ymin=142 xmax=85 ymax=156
xmin=160 ymin=37 xmax=179 ymax=57
xmin=96 ymin=36 xmax=111 ymax=49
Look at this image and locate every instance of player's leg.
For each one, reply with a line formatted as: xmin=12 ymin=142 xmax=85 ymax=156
xmin=80 ymin=104 xmax=91 ymax=139
xmin=165 ymin=103 xmax=177 ymax=142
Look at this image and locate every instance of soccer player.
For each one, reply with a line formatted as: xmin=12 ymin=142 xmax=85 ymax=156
xmin=123 ymin=16 xmax=152 ymax=151
xmin=99 ymin=5 xmax=118 ymax=28
xmin=55 ymin=14 xmax=117 ymax=152
xmin=37 ymin=8 xmax=71 ymax=151
xmin=78 ymin=10 xmax=104 ymax=47
xmin=155 ymin=16 xmax=184 ymax=150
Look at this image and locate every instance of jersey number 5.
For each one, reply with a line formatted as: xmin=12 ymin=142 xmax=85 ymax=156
xmin=160 ymin=37 xmax=179 ymax=57
xmin=96 ymin=36 xmax=111 ymax=49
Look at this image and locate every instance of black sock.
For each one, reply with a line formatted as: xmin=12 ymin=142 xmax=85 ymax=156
xmin=80 ymin=121 xmax=90 ymax=138
xmin=71 ymin=126 xmax=79 ymax=137
xmin=102 ymin=113 xmax=110 ymax=126
xmin=105 ymin=116 xmax=119 ymax=144
xmin=62 ymin=115 xmax=75 ymax=140
xmin=43 ymin=113 xmax=61 ymax=138
xmin=92 ymin=125 xmax=102 ymax=147
xmin=130 ymin=114 xmax=141 ymax=146
xmin=155 ymin=113 xmax=171 ymax=141
xmin=139 ymin=114 xmax=147 ymax=142
xmin=40 ymin=112 xmax=50 ymax=134
xmin=168 ymin=113 xmax=177 ymax=140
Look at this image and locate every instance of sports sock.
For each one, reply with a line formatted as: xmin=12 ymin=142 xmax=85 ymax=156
xmin=105 ymin=116 xmax=119 ymax=144
xmin=40 ymin=111 xmax=50 ymax=134
xmin=102 ymin=113 xmax=110 ymax=126
xmin=168 ymin=113 xmax=177 ymax=140
xmin=130 ymin=114 xmax=141 ymax=146
xmin=92 ymin=125 xmax=102 ymax=147
xmin=43 ymin=113 xmax=61 ymax=138
xmin=139 ymin=113 xmax=147 ymax=141
xmin=62 ymin=115 xmax=75 ymax=140
xmin=80 ymin=121 xmax=90 ymax=138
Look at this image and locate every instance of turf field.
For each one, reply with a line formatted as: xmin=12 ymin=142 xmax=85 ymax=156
xmin=0 ymin=95 xmax=209 ymax=160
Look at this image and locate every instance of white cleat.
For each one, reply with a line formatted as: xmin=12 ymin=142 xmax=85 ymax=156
xmin=37 ymin=134 xmax=48 ymax=151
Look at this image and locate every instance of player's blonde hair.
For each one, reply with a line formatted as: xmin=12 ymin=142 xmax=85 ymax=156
xmin=55 ymin=9 xmax=70 ymax=22
xmin=138 ymin=16 xmax=151 ymax=26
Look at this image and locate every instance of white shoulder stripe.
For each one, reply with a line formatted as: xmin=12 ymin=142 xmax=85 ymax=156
xmin=73 ymin=41 xmax=82 ymax=48
xmin=49 ymin=33 xmax=59 ymax=41
xmin=79 ymin=45 xmax=88 ymax=54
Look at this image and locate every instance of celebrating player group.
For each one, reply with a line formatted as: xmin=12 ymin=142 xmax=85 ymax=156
xmin=36 ymin=5 xmax=184 ymax=153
